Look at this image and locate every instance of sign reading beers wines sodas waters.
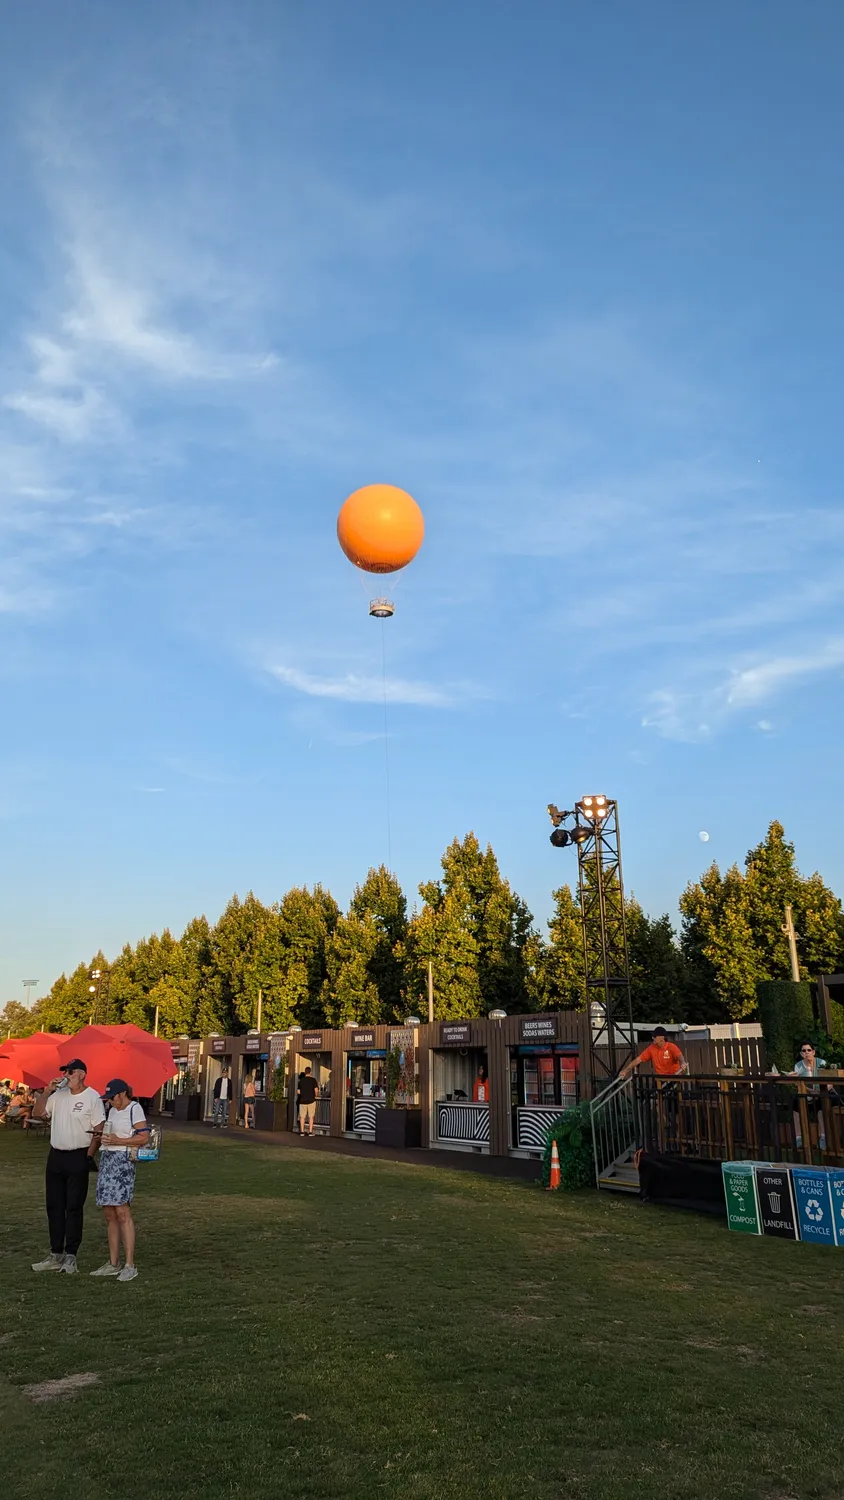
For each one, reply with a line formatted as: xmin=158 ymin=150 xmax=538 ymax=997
xmin=754 ymin=1167 xmax=798 ymax=1239
xmin=520 ymin=1016 xmax=557 ymax=1043
xmin=722 ymin=1163 xmax=762 ymax=1235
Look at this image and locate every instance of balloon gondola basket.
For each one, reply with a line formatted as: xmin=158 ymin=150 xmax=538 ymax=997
xmin=369 ymin=598 xmax=395 ymax=619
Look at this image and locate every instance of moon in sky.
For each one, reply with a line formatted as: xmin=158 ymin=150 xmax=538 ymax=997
xmin=699 ymin=831 xmax=710 ymax=842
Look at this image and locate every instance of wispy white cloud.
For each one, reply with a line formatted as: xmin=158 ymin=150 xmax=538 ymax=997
xmin=268 ymin=663 xmax=459 ymax=708
xmin=726 ymin=641 xmax=844 ymax=708
xmin=641 ymin=690 xmax=712 ymax=744
xmin=642 ymin=638 xmax=844 ymax=741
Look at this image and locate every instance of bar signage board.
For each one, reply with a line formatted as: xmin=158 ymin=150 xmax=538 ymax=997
xmin=350 ymin=1029 xmax=376 ymax=1048
xmin=754 ymin=1167 xmax=798 ymax=1240
xmin=245 ymin=1036 xmax=262 ymax=1052
xmin=792 ymin=1168 xmax=835 ymax=1245
xmin=299 ymin=1033 xmax=324 ymax=1051
xmin=721 ymin=1163 xmax=761 ymax=1235
xmin=210 ymin=1038 xmax=227 ymax=1055
xmin=520 ymin=1016 xmax=558 ymax=1043
xmin=440 ymin=1023 xmax=471 ymax=1046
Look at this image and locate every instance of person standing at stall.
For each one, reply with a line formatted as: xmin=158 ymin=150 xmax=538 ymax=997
xmin=212 ymin=1066 xmax=232 ymax=1128
xmin=473 ymin=1067 xmax=490 ymax=1102
xmin=242 ymin=1071 xmax=257 ymax=1130
xmin=31 ymin=1059 xmax=105 ymax=1275
xmin=297 ymin=1067 xmax=319 ymax=1137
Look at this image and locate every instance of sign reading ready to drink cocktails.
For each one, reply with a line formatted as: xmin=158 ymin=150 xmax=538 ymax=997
xmin=791 ymin=1169 xmax=835 ymax=1246
xmin=722 ymin=1163 xmax=761 ymax=1235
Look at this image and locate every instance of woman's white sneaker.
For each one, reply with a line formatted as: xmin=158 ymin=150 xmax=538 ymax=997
xmin=90 ymin=1261 xmax=122 ymax=1277
xmin=117 ymin=1265 xmax=138 ymax=1282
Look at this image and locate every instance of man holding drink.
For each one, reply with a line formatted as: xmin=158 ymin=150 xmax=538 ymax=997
xmin=31 ymin=1059 xmax=105 ymax=1275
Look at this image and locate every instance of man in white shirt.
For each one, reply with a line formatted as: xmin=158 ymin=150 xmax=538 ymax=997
xmin=31 ymin=1058 xmax=105 ymax=1274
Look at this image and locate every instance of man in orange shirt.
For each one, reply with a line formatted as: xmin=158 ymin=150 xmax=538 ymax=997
xmin=620 ymin=1027 xmax=689 ymax=1081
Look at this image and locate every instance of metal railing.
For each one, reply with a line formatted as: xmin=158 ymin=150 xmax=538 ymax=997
xmin=589 ymin=1074 xmax=639 ymax=1182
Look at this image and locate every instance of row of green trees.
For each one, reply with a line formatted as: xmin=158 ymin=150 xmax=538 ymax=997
xmin=3 ymin=823 xmax=843 ymax=1040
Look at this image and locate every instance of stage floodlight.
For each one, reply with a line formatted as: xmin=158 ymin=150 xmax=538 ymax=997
xmin=550 ymin=828 xmax=571 ymax=847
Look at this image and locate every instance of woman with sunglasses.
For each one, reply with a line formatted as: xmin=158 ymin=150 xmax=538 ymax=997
xmin=788 ymin=1042 xmax=831 ymax=1152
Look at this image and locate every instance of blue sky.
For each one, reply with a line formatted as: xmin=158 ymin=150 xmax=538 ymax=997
xmin=2 ymin=1 xmax=843 ymax=1005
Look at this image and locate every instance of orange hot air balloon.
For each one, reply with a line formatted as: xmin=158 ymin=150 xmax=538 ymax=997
xmin=337 ymin=484 xmax=424 ymax=575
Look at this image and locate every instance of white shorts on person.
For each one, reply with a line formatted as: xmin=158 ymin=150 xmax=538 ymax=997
xmin=96 ymin=1101 xmax=146 ymax=1208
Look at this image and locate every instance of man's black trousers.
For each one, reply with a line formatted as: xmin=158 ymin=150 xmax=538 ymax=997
xmin=45 ymin=1147 xmax=91 ymax=1255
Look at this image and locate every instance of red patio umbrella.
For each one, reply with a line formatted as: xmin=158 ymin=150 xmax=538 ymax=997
xmin=55 ymin=1024 xmax=178 ymax=1097
xmin=0 ymin=1033 xmax=71 ymax=1088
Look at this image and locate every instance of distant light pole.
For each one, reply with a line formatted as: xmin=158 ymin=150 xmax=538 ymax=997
xmin=22 ymin=979 xmax=38 ymax=1010
xmin=89 ymin=968 xmax=103 ymax=1025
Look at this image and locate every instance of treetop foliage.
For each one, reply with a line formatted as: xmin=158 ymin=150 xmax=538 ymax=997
xmin=3 ymin=822 xmax=842 ymax=1041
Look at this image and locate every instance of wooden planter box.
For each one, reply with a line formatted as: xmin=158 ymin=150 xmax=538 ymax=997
xmin=375 ymin=1107 xmax=422 ymax=1149
xmin=254 ymin=1098 xmax=287 ymax=1132
xmin=173 ymin=1094 xmax=201 ymax=1121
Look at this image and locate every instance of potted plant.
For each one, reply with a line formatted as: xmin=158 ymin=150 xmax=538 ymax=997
xmin=173 ymin=1068 xmax=201 ymax=1121
xmin=254 ymin=1061 xmax=288 ymax=1131
xmin=374 ymin=1046 xmax=422 ymax=1148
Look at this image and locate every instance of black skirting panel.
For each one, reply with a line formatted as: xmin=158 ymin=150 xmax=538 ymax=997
xmin=638 ymin=1152 xmax=727 ymax=1217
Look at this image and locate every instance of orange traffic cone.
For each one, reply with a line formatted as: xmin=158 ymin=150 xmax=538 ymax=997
xmin=547 ymin=1139 xmax=561 ymax=1191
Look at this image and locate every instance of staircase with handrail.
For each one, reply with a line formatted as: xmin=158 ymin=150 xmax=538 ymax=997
xmin=589 ymin=1075 xmax=641 ymax=1193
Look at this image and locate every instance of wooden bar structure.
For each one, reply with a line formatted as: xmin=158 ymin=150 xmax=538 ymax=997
xmin=181 ymin=1010 xmax=596 ymax=1159
xmin=634 ymin=1072 xmax=844 ymax=1168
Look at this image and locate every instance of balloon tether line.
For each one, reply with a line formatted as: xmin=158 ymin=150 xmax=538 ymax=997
xmin=381 ymin=619 xmax=392 ymax=870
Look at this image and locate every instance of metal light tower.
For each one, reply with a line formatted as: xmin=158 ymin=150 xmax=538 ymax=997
xmin=22 ymin=978 xmax=38 ymax=1010
xmin=548 ymin=796 xmax=634 ymax=1082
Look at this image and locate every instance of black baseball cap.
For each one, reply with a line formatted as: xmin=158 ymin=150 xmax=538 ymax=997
xmin=651 ymin=1027 xmax=668 ymax=1040
xmin=60 ymin=1058 xmax=87 ymax=1073
xmin=102 ymin=1078 xmax=131 ymax=1100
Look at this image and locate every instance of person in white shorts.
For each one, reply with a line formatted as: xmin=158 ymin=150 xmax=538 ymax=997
xmin=297 ymin=1067 xmax=319 ymax=1136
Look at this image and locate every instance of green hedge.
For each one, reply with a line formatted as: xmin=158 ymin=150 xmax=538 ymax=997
xmin=756 ymin=980 xmax=814 ymax=1070
xmin=540 ymin=1103 xmax=595 ymax=1190
xmin=829 ymin=998 xmax=844 ymax=1051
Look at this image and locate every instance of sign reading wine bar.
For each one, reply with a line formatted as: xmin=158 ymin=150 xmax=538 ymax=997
xmin=520 ymin=1016 xmax=557 ymax=1043
xmin=440 ymin=1023 xmax=471 ymax=1046
xmin=350 ymin=1029 xmax=376 ymax=1048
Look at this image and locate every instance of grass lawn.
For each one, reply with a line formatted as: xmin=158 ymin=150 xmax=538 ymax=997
xmin=2 ymin=1130 xmax=842 ymax=1500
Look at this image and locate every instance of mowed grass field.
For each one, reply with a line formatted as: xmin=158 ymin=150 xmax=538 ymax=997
xmin=2 ymin=1130 xmax=842 ymax=1500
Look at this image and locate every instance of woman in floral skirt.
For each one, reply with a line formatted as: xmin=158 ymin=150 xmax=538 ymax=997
xmin=90 ymin=1078 xmax=149 ymax=1282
